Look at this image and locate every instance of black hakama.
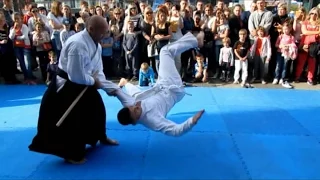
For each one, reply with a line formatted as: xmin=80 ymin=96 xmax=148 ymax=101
xmin=29 ymin=69 xmax=108 ymax=161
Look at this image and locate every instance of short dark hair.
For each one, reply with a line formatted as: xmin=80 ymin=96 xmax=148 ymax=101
xmin=117 ymin=107 xmax=134 ymax=125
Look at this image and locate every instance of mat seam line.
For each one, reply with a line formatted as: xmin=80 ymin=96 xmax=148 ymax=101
xmin=27 ymin=155 xmax=51 ymax=179
xmin=138 ymin=130 xmax=151 ymax=179
xmin=211 ymin=90 xmax=252 ymax=180
xmin=230 ymin=133 xmax=252 ymax=180
xmin=283 ymin=108 xmax=320 ymax=143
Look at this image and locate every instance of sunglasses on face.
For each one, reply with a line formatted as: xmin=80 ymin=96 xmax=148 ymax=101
xmin=32 ymin=9 xmax=38 ymax=13
xmin=310 ymin=13 xmax=318 ymax=16
xmin=146 ymin=12 xmax=153 ymax=14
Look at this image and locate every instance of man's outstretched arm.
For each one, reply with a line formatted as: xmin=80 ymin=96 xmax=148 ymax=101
xmin=112 ymin=78 xmax=143 ymax=107
xmin=144 ymin=110 xmax=205 ymax=137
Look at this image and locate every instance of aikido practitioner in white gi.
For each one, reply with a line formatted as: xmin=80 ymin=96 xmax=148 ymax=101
xmin=115 ymin=32 xmax=205 ymax=136
xmin=29 ymin=16 xmax=120 ymax=164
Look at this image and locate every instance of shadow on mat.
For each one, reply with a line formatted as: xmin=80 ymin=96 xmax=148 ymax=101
xmin=0 ymin=85 xmax=46 ymax=108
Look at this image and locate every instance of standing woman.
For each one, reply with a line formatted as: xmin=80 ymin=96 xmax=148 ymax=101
xmin=295 ymin=7 xmax=320 ymax=85
xmin=201 ymin=4 xmax=215 ymax=77
xmin=140 ymin=7 xmax=155 ymax=67
xmin=151 ymin=6 xmax=172 ymax=75
xmin=0 ymin=12 xmax=19 ymax=84
xmin=62 ymin=5 xmax=77 ymax=32
xmin=109 ymin=7 xmax=125 ymax=76
xmin=291 ymin=7 xmax=306 ymax=81
xmin=9 ymin=12 xmax=36 ymax=84
xmin=47 ymin=1 xmax=63 ymax=60
xmin=122 ymin=3 xmax=141 ymax=34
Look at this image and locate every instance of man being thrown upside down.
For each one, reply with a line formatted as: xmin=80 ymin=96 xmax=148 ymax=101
xmin=114 ymin=32 xmax=205 ymax=136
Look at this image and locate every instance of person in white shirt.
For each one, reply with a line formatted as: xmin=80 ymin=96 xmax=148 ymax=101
xmin=115 ymin=32 xmax=205 ymax=137
xmin=29 ymin=16 xmax=120 ymax=165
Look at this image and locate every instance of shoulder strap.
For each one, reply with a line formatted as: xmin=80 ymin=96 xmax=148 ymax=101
xmin=259 ymin=13 xmax=265 ymax=25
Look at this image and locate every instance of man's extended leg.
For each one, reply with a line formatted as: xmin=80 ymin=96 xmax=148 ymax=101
xmin=158 ymin=32 xmax=198 ymax=86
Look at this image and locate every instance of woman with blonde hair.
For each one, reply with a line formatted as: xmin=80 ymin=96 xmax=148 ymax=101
xmin=62 ymin=5 xmax=76 ymax=31
xmin=293 ymin=7 xmax=307 ymax=44
xmin=122 ymin=3 xmax=141 ymax=34
xmin=151 ymin=7 xmax=172 ymax=75
xmin=295 ymin=7 xmax=320 ymax=85
xmin=140 ymin=6 xmax=155 ymax=66
xmin=47 ymin=0 xmax=63 ymax=59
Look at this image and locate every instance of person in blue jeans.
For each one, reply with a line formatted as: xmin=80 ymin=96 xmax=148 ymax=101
xmin=9 ymin=12 xmax=36 ymax=84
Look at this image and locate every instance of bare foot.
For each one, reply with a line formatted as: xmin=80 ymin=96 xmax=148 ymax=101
xmin=118 ymin=78 xmax=128 ymax=87
xmin=65 ymin=158 xmax=87 ymax=165
xmin=192 ymin=109 xmax=205 ymax=124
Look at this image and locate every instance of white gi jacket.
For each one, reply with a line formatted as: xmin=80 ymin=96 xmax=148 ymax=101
xmin=56 ymin=29 xmax=120 ymax=93
xmin=115 ymin=32 xmax=199 ymax=137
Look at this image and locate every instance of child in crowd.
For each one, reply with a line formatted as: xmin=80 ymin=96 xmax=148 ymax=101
xmin=214 ymin=14 xmax=229 ymax=78
xmin=194 ymin=53 xmax=208 ymax=83
xmin=219 ymin=37 xmax=233 ymax=82
xmin=273 ymin=22 xmax=296 ymax=89
xmin=100 ymin=30 xmax=114 ymax=78
xmin=32 ymin=22 xmax=51 ymax=82
xmin=233 ymin=29 xmax=252 ymax=88
xmin=46 ymin=51 xmax=58 ymax=85
xmin=139 ymin=62 xmax=156 ymax=86
xmin=60 ymin=18 xmax=76 ymax=47
xmin=123 ymin=21 xmax=139 ymax=81
xmin=110 ymin=25 xmax=122 ymax=76
xmin=250 ymin=26 xmax=271 ymax=84
xmin=75 ymin=23 xmax=85 ymax=33
xmin=9 ymin=12 xmax=36 ymax=85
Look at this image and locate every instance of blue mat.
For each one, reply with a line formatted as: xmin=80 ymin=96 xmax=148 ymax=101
xmin=1 ymin=85 xmax=320 ymax=179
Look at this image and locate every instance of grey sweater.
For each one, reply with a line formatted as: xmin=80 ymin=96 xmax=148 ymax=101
xmin=248 ymin=10 xmax=273 ymax=40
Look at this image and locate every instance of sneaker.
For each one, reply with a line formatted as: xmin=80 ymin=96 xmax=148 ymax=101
xmin=282 ymin=81 xmax=293 ymax=89
xmin=244 ymin=83 xmax=254 ymax=88
xmin=233 ymin=80 xmax=239 ymax=84
xmin=272 ymin=79 xmax=278 ymax=85
xmin=279 ymin=79 xmax=283 ymax=84
xmin=307 ymin=80 xmax=314 ymax=85
xmin=262 ymin=81 xmax=267 ymax=85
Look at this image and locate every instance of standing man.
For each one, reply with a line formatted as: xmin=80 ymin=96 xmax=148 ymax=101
xmin=29 ymin=16 xmax=120 ymax=164
xmin=248 ymin=0 xmax=273 ymax=83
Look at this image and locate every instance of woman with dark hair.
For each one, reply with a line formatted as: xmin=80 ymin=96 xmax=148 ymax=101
xmin=0 ymin=11 xmax=19 ymax=84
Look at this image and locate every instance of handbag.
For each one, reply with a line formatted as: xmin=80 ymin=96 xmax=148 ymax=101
xmin=43 ymin=42 xmax=52 ymax=51
xmin=147 ymin=42 xmax=158 ymax=57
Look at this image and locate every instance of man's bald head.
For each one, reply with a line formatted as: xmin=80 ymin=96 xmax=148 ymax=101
xmin=86 ymin=15 xmax=108 ymax=43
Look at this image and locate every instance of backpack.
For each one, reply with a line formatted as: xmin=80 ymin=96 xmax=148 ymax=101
xmin=308 ymin=42 xmax=320 ymax=58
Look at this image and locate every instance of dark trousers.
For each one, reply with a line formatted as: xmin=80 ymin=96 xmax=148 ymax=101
xmin=0 ymin=50 xmax=17 ymax=82
xmin=181 ymin=49 xmax=193 ymax=79
xmin=36 ymin=51 xmax=49 ymax=81
xmin=125 ymin=52 xmax=139 ymax=78
xmin=253 ymin=55 xmax=269 ymax=81
xmin=102 ymin=56 xmax=113 ymax=78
